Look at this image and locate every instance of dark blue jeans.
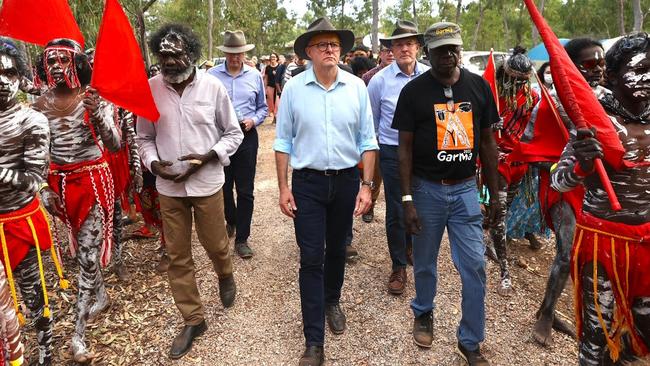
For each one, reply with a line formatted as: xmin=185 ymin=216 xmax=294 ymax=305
xmin=223 ymin=129 xmax=259 ymax=244
xmin=410 ymin=176 xmax=486 ymax=351
xmin=379 ymin=144 xmax=411 ymax=269
xmin=292 ymin=167 xmax=359 ymax=346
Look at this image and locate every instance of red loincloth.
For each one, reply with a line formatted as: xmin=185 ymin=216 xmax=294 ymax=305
xmin=497 ymin=160 xmax=528 ymax=185
xmin=0 ymin=197 xmax=53 ymax=271
xmin=572 ymin=212 xmax=650 ymax=360
xmin=48 ymin=158 xmax=114 ymax=267
xmin=538 ymin=169 xmax=584 ymax=229
xmin=105 ymin=143 xmax=131 ymax=208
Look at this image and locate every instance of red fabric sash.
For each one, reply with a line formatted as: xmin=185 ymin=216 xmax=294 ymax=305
xmin=0 ymin=197 xmax=53 ymax=271
xmin=48 ymin=158 xmax=114 ymax=267
xmin=572 ymin=213 xmax=650 ymax=359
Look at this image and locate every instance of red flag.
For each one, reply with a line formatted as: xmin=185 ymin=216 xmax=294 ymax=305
xmin=0 ymin=0 xmax=84 ymax=46
xmin=482 ymin=49 xmax=499 ymax=114
xmin=523 ymin=0 xmax=625 ymax=170
xmin=91 ymin=0 xmax=159 ymax=122
xmin=524 ymin=0 xmax=623 ymax=211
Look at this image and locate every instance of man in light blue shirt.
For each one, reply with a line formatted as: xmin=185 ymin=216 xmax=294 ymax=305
xmin=208 ymin=30 xmax=267 ymax=258
xmin=273 ymin=17 xmax=378 ymax=366
xmin=367 ymin=20 xmax=429 ymax=295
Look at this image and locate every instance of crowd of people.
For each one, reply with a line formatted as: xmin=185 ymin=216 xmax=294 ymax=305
xmin=0 ymin=10 xmax=648 ymax=366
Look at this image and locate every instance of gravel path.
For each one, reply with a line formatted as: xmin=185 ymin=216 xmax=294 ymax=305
xmin=38 ymin=122 xmax=589 ymax=365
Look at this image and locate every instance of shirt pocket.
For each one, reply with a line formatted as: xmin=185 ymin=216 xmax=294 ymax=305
xmin=192 ymin=101 xmax=216 ymax=125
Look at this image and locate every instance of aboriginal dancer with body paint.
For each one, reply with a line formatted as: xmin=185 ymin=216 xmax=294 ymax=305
xmin=33 ymin=38 xmax=120 ymax=363
xmin=488 ymin=47 xmax=541 ymax=297
xmin=0 ymin=37 xmax=58 ymax=366
xmin=552 ymin=32 xmax=650 ymax=365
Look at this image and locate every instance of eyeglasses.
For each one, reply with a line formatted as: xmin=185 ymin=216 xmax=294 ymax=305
xmin=578 ymin=58 xmax=605 ymax=71
xmin=444 ymin=86 xmax=455 ymax=112
xmin=307 ymin=42 xmax=341 ymax=52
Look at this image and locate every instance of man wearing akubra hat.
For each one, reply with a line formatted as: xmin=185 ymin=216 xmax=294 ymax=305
xmin=392 ymin=22 xmax=500 ymax=365
xmin=367 ymin=20 xmax=429 ymax=296
xmin=273 ymin=17 xmax=378 ymax=366
xmin=208 ymin=30 xmax=268 ymax=259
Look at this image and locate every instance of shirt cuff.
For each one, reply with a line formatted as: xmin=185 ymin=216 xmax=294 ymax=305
xmin=142 ymin=154 xmax=159 ymax=173
xmin=359 ymin=139 xmax=380 ymax=154
xmin=273 ymin=139 xmax=292 ymax=154
xmin=212 ymin=144 xmax=231 ymax=167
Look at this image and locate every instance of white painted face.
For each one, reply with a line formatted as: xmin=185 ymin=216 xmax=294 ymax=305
xmin=0 ymin=54 xmax=20 ymax=104
xmin=622 ymin=51 xmax=650 ymax=99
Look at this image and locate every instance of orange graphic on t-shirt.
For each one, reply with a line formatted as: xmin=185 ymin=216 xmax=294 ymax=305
xmin=434 ymin=102 xmax=474 ymax=150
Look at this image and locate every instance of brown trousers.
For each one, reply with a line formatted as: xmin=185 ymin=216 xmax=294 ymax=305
xmin=159 ymin=190 xmax=233 ymax=325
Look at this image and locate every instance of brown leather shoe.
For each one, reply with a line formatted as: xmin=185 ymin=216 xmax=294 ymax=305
xmin=457 ymin=342 xmax=490 ymax=365
xmin=299 ymin=346 xmax=324 ymax=366
xmin=388 ymin=267 xmax=407 ymax=295
xmin=219 ymin=275 xmax=236 ymax=308
xmin=325 ymin=304 xmax=346 ymax=334
xmin=413 ymin=311 xmax=433 ymax=348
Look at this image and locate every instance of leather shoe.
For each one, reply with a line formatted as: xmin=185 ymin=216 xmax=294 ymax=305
xmin=235 ymin=242 xmax=254 ymax=259
xmin=169 ymin=320 xmax=207 ymax=359
xmin=413 ymin=311 xmax=433 ymax=348
xmin=219 ymin=275 xmax=236 ymax=308
xmin=325 ymin=304 xmax=346 ymax=334
xmin=388 ymin=267 xmax=407 ymax=295
xmin=299 ymin=346 xmax=324 ymax=366
xmin=362 ymin=205 xmax=374 ymax=223
xmin=457 ymin=342 xmax=490 ymax=365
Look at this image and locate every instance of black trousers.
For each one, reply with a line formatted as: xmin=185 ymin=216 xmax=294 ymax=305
xmin=292 ymin=167 xmax=359 ymax=346
xmin=223 ymin=129 xmax=259 ymax=244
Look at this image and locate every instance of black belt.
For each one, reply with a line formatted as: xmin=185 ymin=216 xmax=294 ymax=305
xmin=433 ymin=176 xmax=475 ymax=186
xmin=298 ymin=167 xmax=356 ymax=176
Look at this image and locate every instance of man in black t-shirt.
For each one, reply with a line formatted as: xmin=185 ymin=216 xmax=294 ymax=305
xmin=392 ymin=22 xmax=500 ymax=365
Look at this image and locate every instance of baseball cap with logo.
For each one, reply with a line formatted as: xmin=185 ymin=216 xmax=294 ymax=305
xmin=423 ymin=22 xmax=463 ymax=50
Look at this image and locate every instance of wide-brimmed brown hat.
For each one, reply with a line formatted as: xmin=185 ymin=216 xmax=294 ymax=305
xmin=380 ymin=20 xmax=424 ymax=48
xmin=217 ymin=30 xmax=255 ymax=53
xmin=293 ymin=17 xmax=354 ymax=60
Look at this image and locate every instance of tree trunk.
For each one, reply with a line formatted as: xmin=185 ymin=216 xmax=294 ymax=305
xmin=135 ymin=11 xmax=151 ymax=68
xmin=455 ymin=0 xmax=462 ymax=24
xmin=502 ymin=9 xmax=510 ymax=50
xmin=531 ymin=0 xmax=545 ymax=46
xmin=371 ymin=0 xmax=379 ymax=54
xmin=208 ymin=0 xmax=214 ymax=60
xmin=632 ymin=0 xmax=643 ymax=31
xmin=471 ymin=0 xmax=484 ymax=50
xmin=412 ymin=0 xmax=417 ymax=26
xmin=619 ymin=0 xmax=626 ymax=35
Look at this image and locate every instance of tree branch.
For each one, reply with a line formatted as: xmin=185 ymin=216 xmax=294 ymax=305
xmin=143 ymin=0 xmax=158 ymax=13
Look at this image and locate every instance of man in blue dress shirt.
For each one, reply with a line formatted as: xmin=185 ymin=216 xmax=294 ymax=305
xmin=367 ymin=20 xmax=429 ymax=296
xmin=273 ymin=17 xmax=378 ymax=366
xmin=209 ymin=30 xmax=268 ymax=258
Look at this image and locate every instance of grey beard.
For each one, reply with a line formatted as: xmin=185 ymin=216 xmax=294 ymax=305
xmin=163 ymin=66 xmax=194 ymax=84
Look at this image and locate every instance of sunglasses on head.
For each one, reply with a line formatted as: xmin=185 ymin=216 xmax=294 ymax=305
xmin=444 ymin=86 xmax=455 ymax=112
xmin=622 ymin=32 xmax=649 ymax=52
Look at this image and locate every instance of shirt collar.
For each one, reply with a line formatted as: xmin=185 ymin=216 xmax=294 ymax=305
xmin=389 ymin=61 xmax=423 ymax=78
xmin=215 ymin=62 xmax=252 ymax=77
xmin=304 ymin=66 xmax=348 ymax=90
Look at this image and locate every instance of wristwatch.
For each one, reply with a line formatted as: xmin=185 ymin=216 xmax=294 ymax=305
xmin=361 ymin=180 xmax=375 ymax=190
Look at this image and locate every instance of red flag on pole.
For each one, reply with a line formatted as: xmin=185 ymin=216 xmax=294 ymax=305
xmin=482 ymin=49 xmax=500 ymax=114
xmin=91 ymin=0 xmax=159 ymax=122
xmin=523 ymin=0 xmax=625 ymax=170
xmin=0 ymin=0 xmax=84 ymax=46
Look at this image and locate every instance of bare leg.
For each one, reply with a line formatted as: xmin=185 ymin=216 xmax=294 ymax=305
xmin=112 ymin=200 xmax=129 ymax=281
xmin=71 ymin=205 xmax=109 ymax=362
xmin=533 ymin=201 xmax=576 ymax=346
xmin=15 ymin=248 xmax=53 ymax=365
xmin=578 ymin=261 xmax=616 ymax=366
xmin=489 ymin=174 xmax=518 ymax=296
